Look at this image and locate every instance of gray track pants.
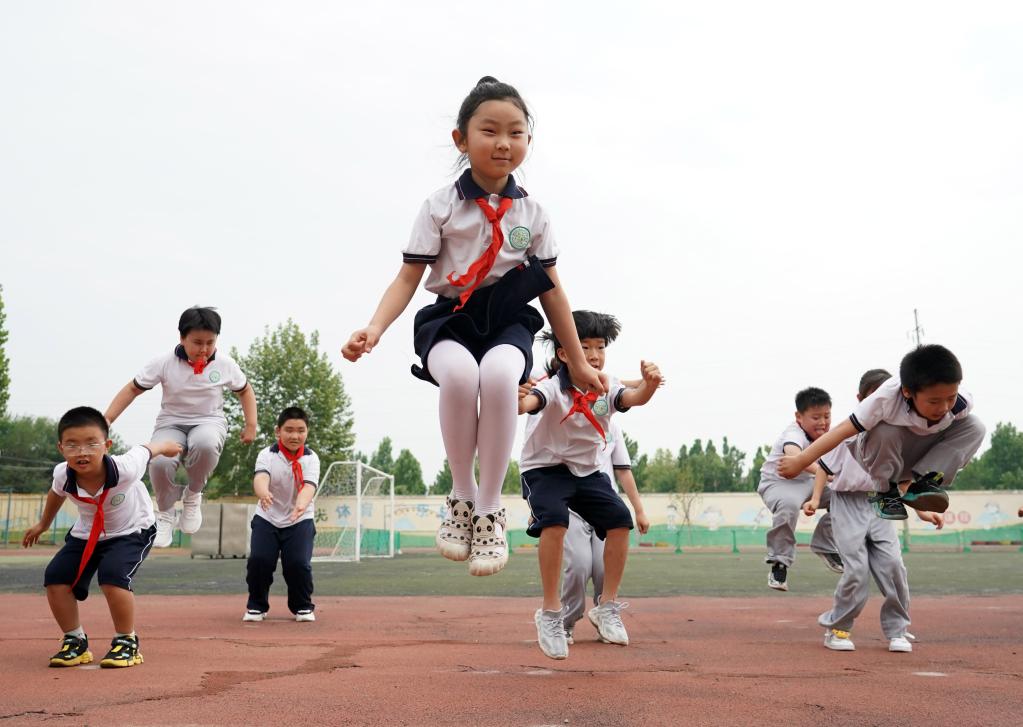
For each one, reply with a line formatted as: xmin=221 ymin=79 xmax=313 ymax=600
xmin=854 ymin=415 xmax=985 ymax=490
xmin=149 ymin=423 xmax=227 ymax=512
xmin=561 ymin=510 xmax=605 ymax=629
xmin=817 ymin=490 xmax=910 ymax=638
xmin=759 ymin=480 xmax=837 ymax=567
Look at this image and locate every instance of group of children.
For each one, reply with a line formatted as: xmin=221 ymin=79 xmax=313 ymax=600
xmin=758 ymin=345 xmax=986 ymax=652
xmin=19 ymin=74 xmax=1006 ymax=668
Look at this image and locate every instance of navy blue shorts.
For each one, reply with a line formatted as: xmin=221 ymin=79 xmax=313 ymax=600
xmin=44 ymin=525 xmax=157 ymax=601
xmin=522 ymin=465 xmax=633 ymax=539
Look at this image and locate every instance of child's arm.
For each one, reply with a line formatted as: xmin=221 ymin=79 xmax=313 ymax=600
xmin=22 ymin=491 xmax=64 ymax=547
xmin=289 ymin=484 xmax=316 ymax=522
xmin=519 ymin=393 xmax=543 ymax=415
xmin=253 ymin=472 xmax=274 ymax=511
xmin=615 ymin=469 xmax=649 ymax=534
xmin=802 ymin=467 xmax=829 ymax=516
xmin=538 ymin=268 xmax=607 ymax=394
xmin=105 ymin=381 xmax=147 ymax=424
xmin=918 ymin=511 xmax=945 ymax=529
xmin=778 ymin=419 xmax=858 ymax=478
xmin=234 ymin=384 xmax=258 ymax=444
xmin=147 ymin=441 xmax=184 ymax=460
xmin=618 ymin=360 xmax=663 ymax=409
xmin=343 ymin=263 xmax=427 ymax=361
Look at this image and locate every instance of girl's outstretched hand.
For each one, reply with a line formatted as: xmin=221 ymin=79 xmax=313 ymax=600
xmin=343 ymin=326 xmax=382 ymax=362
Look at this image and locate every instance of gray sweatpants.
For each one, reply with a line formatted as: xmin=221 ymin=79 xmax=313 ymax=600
xmin=149 ymin=423 xmax=227 ymax=512
xmin=561 ymin=510 xmax=605 ymax=629
xmin=817 ymin=490 xmax=910 ymax=638
xmin=759 ymin=480 xmax=837 ymax=567
xmin=854 ymin=415 xmax=985 ymax=490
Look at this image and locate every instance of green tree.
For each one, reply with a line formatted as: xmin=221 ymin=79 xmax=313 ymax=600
xmin=392 ymin=448 xmax=425 ymax=495
xmin=216 ymin=320 xmax=354 ymax=497
xmin=622 ymin=431 xmax=647 ymax=485
xmin=369 ymin=437 xmax=395 ymax=474
xmin=502 ymin=459 xmax=521 ymax=494
xmin=0 ymin=284 xmax=9 ymax=416
xmin=433 ymin=459 xmax=453 ymax=495
xmin=954 ymin=422 xmax=1023 ymax=490
xmin=746 ymin=444 xmax=769 ymax=490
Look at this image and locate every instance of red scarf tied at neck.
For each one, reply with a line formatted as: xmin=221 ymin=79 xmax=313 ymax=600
xmin=277 ymin=440 xmax=305 ymax=492
xmin=67 ymin=487 xmax=110 ymax=588
xmin=446 ymin=196 xmax=514 ymax=310
xmin=560 ymin=388 xmax=607 ymax=446
xmin=192 ymin=357 xmax=208 ymax=375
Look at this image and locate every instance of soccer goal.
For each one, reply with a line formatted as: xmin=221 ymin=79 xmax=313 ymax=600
xmin=312 ymin=461 xmax=395 ymax=562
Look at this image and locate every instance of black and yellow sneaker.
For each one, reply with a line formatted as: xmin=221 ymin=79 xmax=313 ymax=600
xmin=869 ymin=490 xmax=908 ymax=520
xmin=49 ymin=634 xmax=92 ymax=667
xmin=902 ymin=472 xmax=949 ymax=513
xmin=100 ymin=635 xmax=143 ymax=668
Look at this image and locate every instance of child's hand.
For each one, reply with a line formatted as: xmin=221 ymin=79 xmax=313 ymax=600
xmin=258 ymin=492 xmax=274 ymax=511
xmin=802 ymin=499 xmax=819 ymax=516
xmin=22 ymin=522 xmax=47 ymax=548
xmin=639 ymin=360 xmax=662 ymax=387
xmin=574 ymin=364 xmax=608 ymax=395
xmin=519 ymin=376 xmax=537 ymax=399
xmin=777 ymin=455 xmax=802 ymax=479
xmin=240 ymin=422 xmax=257 ymax=444
xmin=342 ymin=326 xmax=382 ymax=362
xmin=288 ymin=505 xmax=305 ymax=522
xmin=154 ymin=441 xmax=184 ymax=459
xmin=636 ymin=511 xmax=651 ymax=534
xmin=918 ymin=511 xmax=944 ymax=529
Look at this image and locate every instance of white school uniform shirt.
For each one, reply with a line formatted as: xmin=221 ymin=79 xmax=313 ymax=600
xmin=757 ymin=421 xmax=815 ymax=493
xmin=520 ymin=367 xmax=630 ymax=477
xmin=402 ymin=169 xmax=559 ymax=299
xmin=849 ymin=375 xmax=972 ymax=437
xmin=253 ymin=444 xmax=320 ymax=528
xmin=51 ymin=445 xmax=155 ymax=540
xmin=134 ymin=346 xmax=248 ymax=431
xmin=818 ymin=439 xmax=875 ymax=493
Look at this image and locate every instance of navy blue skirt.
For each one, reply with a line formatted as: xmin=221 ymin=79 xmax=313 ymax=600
xmin=411 ymin=256 xmax=555 ymax=386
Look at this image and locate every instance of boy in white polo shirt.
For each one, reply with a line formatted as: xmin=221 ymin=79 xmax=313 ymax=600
xmin=758 ymin=387 xmax=842 ymax=592
xmin=105 ymin=306 xmax=258 ymax=547
xmin=803 ymin=369 xmax=944 ymax=653
xmin=518 ymin=311 xmax=661 ymax=660
xmin=243 ymin=406 xmax=320 ymax=623
xmin=779 ymin=345 xmax=985 ymax=520
xmin=22 ymin=406 xmax=182 ymax=668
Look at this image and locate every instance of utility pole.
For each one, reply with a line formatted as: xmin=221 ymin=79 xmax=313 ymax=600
xmin=902 ymin=310 xmax=925 ymax=549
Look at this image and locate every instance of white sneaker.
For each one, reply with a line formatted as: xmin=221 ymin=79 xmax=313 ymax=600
xmin=823 ymin=628 xmax=855 ymax=651
xmin=905 ymin=631 xmax=916 ymax=641
xmin=534 ymin=609 xmax=568 ymax=660
xmin=587 ymin=601 xmax=630 ymax=645
xmin=242 ymin=610 xmax=265 ymax=622
xmin=468 ymin=509 xmax=508 ymax=576
xmin=435 ymin=497 xmax=474 ymax=561
xmin=889 ymin=636 xmax=913 ymax=653
xmin=154 ymin=509 xmax=177 ymax=548
xmin=179 ymin=491 xmax=203 ymax=534
xmin=295 ymin=610 xmax=316 ymax=622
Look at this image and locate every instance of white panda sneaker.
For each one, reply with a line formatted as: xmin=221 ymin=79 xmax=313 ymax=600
xmin=468 ymin=509 xmax=508 ymax=576
xmin=435 ymin=497 xmax=474 ymax=561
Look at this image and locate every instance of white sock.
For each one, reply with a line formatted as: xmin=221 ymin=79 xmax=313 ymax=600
xmin=475 ymin=345 xmax=523 ymax=515
xmin=65 ymin=626 xmax=85 ymax=639
xmin=428 ymin=340 xmax=480 ymax=503
xmin=115 ymin=631 xmax=136 ymax=639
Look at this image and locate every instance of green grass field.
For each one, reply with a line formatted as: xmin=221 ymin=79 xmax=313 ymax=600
xmin=2 ymin=548 xmax=1021 ymax=598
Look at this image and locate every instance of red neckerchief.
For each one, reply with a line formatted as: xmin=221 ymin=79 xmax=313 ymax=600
xmin=277 ymin=441 xmax=305 ymax=492
xmin=560 ymin=388 xmax=607 ymax=445
xmin=66 ymin=487 xmax=111 ymax=588
xmin=446 ymin=196 xmax=514 ymax=310
xmin=191 ymin=357 xmax=208 ymax=374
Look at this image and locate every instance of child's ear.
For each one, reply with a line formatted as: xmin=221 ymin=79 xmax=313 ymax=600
xmin=451 ymin=129 xmax=467 ymax=152
xmin=556 ymin=347 xmax=569 ymax=365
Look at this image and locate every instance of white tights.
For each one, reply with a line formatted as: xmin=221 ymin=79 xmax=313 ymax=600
xmin=427 ymin=340 xmax=524 ymax=515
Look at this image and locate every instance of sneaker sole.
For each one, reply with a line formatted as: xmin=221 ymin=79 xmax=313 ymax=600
xmin=295 ymin=615 xmax=316 ymax=622
xmin=468 ymin=554 xmax=508 ymax=576
xmin=179 ymin=518 xmax=202 ymax=535
xmin=889 ymin=642 xmax=913 ymax=653
xmin=435 ymin=536 xmax=471 ymax=562
xmin=242 ymin=614 xmax=265 ymax=622
xmin=816 ymin=554 xmax=844 ymax=574
xmin=49 ymin=651 xmax=93 ymax=667
xmin=901 ymin=492 xmax=949 ymax=513
xmin=824 ymin=641 xmax=855 ymax=652
xmin=100 ymin=653 xmax=143 ymax=668
xmin=767 ymin=578 xmax=789 ymax=592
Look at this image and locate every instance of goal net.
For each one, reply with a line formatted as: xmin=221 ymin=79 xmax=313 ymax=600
xmin=312 ymin=461 xmax=395 ymax=562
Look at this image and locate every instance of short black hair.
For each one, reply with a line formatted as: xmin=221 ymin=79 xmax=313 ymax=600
xmin=58 ymin=406 xmax=109 ymax=440
xmin=539 ymin=311 xmax=621 ymax=376
xmin=178 ymin=306 xmax=221 ymax=337
xmin=456 ymin=76 xmax=532 ymax=167
xmin=900 ymin=344 xmax=962 ymax=393
xmin=277 ymin=406 xmax=309 ymax=428
xmin=795 ymin=387 xmax=831 ymax=412
xmin=858 ymin=368 xmax=891 ymax=399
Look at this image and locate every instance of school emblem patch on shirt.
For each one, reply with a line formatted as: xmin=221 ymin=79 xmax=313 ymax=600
xmin=110 ymin=493 xmax=125 ymax=507
xmin=209 ymin=371 xmax=222 ymax=383
xmin=591 ymin=398 xmax=610 ymax=416
xmin=508 ymin=226 xmax=531 ymax=250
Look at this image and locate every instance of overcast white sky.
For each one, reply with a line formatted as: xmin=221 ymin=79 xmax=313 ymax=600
xmin=2 ymin=1 xmax=1021 ymax=481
